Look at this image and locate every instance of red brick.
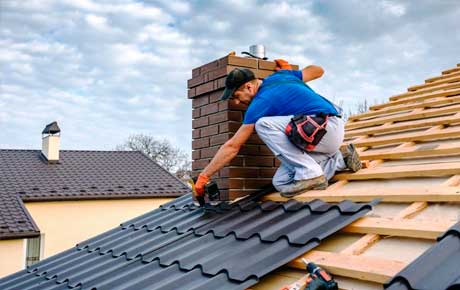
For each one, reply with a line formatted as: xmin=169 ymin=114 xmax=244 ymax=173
xmin=200 ymin=103 xmax=219 ymax=116
xmin=219 ymin=100 xmax=248 ymax=111
xmin=228 ymin=168 xmax=259 ymax=178
xmin=259 ymin=145 xmax=273 ymax=156
xmin=259 ymin=168 xmax=277 ymax=178
xmin=192 ymin=95 xmax=209 ymax=108
xmin=188 ymin=88 xmax=196 ymax=98
xmin=214 ymin=76 xmax=226 ymax=90
xmin=192 ymin=129 xmax=200 ymax=139
xmin=192 ymin=116 xmax=209 ymax=129
xmin=239 ymin=145 xmax=259 ymax=155
xmin=196 ymin=81 xmax=215 ymax=96
xmin=274 ymin=159 xmax=281 ymax=166
xmin=247 ymin=134 xmax=264 ymax=145
xmin=192 ymin=150 xmax=200 ymax=160
xmin=206 ymin=66 xmax=228 ymax=82
xmin=192 ymin=108 xmax=201 ymax=119
xmin=199 ymin=59 xmax=220 ymax=75
xmin=200 ymin=124 xmax=219 ymax=137
xmin=219 ymin=121 xmax=240 ymax=133
xmin=200 ymin=146 xmax=220 ymax=158
xmin=258 ymin=60 xmax=277 ymax=70
xmin=192 ymin=67 xmax=201 ymax=78
xmin=209 ymin=111 xmax=229 ymax=124
xmin=245 ymin=156 xmax=274 ymax=167
xmin=192 ymin=159 xmax=210 ymax=170
xmin=192 ymin=137 xmax=209 ymax=149
xmin=227 ymin=157 xmax=244 ymax=166
xmin=209 ymin=90 xmax=224 ymax=103
xmin=244 ymin=179 xmax=272 ymax=189
xmin=219 ymin=167 xmax=229 ymax=178
xmin=210 ymin=133 xmax=233 ymax=146
xmin=228 ymin=111 xmax=243 ymax=122
xmin=187 ymin=75 xmax=204 ymax=88
xmin=227 ymin=55 xmax=258 ymax=68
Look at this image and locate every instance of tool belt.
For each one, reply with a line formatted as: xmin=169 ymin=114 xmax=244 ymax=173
xmin=285 ymin=114 xmax=330 ymax=152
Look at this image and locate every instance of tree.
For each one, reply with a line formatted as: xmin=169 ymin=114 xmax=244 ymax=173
xmin=116 ymin=134 xmax=191 ymax=181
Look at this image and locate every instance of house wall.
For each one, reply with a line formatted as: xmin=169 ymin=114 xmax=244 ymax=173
xmin=24 ymin=198 xmax=172 ymax=258
xmin=0 ymin=238 xmax=24 ymax=278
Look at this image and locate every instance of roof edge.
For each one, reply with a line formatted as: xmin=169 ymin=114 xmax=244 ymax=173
xmin=0 ymin=230 xmax=40 ymax=240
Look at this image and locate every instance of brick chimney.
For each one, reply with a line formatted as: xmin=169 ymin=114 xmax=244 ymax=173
xmin=41 ymin=121 xmax=61 ymax=163
xmin=188 ymin=53 xmax=298 ymax=200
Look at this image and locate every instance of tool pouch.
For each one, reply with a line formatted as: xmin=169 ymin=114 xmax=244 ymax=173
xmin=285 ymin=114 xmax=329 ymax=152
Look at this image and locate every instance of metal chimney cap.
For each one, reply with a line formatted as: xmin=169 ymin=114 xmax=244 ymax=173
xmin=42 ymin=121 xmax=60 ymax=134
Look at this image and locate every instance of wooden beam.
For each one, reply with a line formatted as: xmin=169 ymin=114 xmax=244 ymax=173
xmin=264 ymin=186 xmax=460 ymax=203
xmin=288 ymin=250 xmax=406 ymax=284
xmin=370 ymin=88 xmax=460 ymax=111
xmin=408 ymin=75 xmax=460 ymax=91
xmin=352 ymin=126 xmax=460 ymax=148
xmin=340 ymin=234 xmax=381 ymax=256
xmin=345 ymin=113 xmax=460 ymax=138
xmin=342 ymin=217 xmax=453 ymax=239
xmin=390 ymin=81 xmax=460 ymax=101
xmin=426 ymin=71 xmax=460 ymax=83
xmin=346 ymin=104 xmax=460 ymax=130
xmin=443 ymin=67 xmax=460 ymax=75
xmin=341 ymin=202 xmax=428 ymax=255
xmin=359 ymin=143 xmax=460 ymax=160
xmin=333 ymin=161 xmax=460 ymax=181
xmin=348 ymin=95 xmax=460 ymax=122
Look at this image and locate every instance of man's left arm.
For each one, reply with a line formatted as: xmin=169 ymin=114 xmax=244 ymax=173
xmin=301 ymin=65 xmax=324 ymax=82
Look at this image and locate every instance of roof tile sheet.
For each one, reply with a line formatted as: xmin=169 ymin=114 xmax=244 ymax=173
xmin=384 ymin=223 xmax=460 ymax=290
xmin=0 ymin=193 xmax=377 ymax=290
xmin=0 ymin=150 xmax=189 ymax=239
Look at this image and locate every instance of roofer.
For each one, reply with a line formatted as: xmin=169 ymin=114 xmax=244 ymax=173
xmin=194 ymin=61 xmax=362 ymax=199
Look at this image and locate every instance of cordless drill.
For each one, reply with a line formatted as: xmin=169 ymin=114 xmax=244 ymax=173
xmin=303 ymin=259 xmax=338 ymax=290
xmin=189 ymin=177 xmax=220 ymax=207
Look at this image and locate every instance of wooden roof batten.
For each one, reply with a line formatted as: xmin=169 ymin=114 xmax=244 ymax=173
xmin=259 ymin=64 xmax=460 ymax=289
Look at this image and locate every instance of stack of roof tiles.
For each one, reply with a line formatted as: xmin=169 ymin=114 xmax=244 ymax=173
xmin=0 ymin=150 xmax=189 ymax=239
xmin=0 ymin=191 xmax=377 ymax=290
xmin=188 ymin=55 xmax=298 ymax=200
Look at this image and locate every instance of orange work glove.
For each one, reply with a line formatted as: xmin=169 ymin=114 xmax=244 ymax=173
xmin=274 ymin=59 xmax=292 ymax=71
xmin=194 ymin=173 xmax=210 ymax=197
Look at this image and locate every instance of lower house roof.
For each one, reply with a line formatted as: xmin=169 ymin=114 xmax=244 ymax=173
xmin=384 ymin=223 xmax=460 ymax=290
xmin=0 ymin=150 xmax=189 ymax=239
xmin=0 ymin=191 xmax=378 ymax=290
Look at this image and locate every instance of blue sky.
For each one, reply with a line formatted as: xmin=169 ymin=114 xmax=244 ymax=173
xmin=1 ymin=0 xmax=459 ymax=155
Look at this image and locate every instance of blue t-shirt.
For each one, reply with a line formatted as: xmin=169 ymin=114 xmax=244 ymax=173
xmin=243 ymin=70 xmax=339 ymax=124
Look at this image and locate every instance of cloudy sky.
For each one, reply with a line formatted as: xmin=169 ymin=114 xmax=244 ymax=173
xmin=1 ymin=0 xmax=459 ymax=155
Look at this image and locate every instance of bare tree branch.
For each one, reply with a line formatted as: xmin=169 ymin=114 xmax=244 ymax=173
xmin=116 ymin=134 xmax=191 ymax=181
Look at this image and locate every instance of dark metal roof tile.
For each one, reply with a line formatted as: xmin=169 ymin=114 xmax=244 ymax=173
xmin=384 ymin=223 xmax=460 ymax=290
xmin=1 ymin=194 xmax=377 ymax=289
xmin=0 ymin=150 xmax=189 ymax=239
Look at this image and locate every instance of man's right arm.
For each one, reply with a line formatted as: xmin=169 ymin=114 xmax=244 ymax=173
xmin=301 ymin=65 xmax=324 ymax=82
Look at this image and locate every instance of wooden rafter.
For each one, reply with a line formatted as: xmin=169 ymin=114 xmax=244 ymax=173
xmin=345 ymin=113 xmax=460 ymax=137
xmin=349 ymin=94 xmax=460 ymax=122
xmin=346 ymin=104 xmax=460 ymax=130
xmin=288 ymin=251 xmax=406 ymax=284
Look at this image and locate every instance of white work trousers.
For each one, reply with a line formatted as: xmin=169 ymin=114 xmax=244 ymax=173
xmin=255 ymin=115 xmax=346 ymax=192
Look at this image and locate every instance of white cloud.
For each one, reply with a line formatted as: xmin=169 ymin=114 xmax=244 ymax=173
xmin=1 ymin=0 xmax=459 ymax=154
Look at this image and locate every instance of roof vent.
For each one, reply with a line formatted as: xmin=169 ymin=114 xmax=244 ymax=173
xmin=41 ymin=121 xmax=61 ymax=163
